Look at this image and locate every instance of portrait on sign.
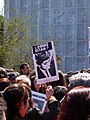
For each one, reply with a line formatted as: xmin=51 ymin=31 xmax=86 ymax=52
xmin=32 ymin=41 xmax=59 ymax=84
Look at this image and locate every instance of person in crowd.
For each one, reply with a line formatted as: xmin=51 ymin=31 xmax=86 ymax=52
xmin=64 ymin=70 xmax=79 ymax=86
xmin=11 ymin=74 xmax=47 ymax=110
xmin=30 ymin=70 xmax=47 ymax=94
xmin=1 ymin=83 xmax=60 ymax=120
xmin=10 ymin=79 xmax=33 ymax=108
xmin=0 ymin=97 xmax=7 ymax=120
xmin=53 ymin=85 xmax=68 ymax=101
xmin=11 ymin=75 xmax=31 ymax=88
xmin=49 ymin=70 xmax=67 ymax=88
xmin=0 ymin=68 xmax=10 ymax=91
xmin=45 ymin=85 xmax=68 ymax=112
xmin=31 ymin=78 xmax=41 ymax=92
xmin=68 ymin=72 xmax=90 ymax=90
xmin=19 ymin=62 xmax=32 ymax=88
xmin=35 ymin=51 xmax=56 ymax=79
xmin=7 ymin=71 xmax=20 ymax=82
xmin=58 ymin=86 xmax=90 ymax=120
xmin=0 ymin=67 xmax=7 ymax=78
xmin=19 ymin=62 xmax=32 ymax=78
xmin=31 ymin=78 xmax=47 ymax=94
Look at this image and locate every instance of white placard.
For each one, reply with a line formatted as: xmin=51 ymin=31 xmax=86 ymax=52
xmin=32 ymin=41 xmax=59 ymax=84
xmin=32 ymin=91 xmax=47 ymax=112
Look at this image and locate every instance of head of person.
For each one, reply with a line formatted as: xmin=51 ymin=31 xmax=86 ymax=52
xmin=33 ymin=79 xmax=41 ymax=92
xmin=59 ymin=86 xmax=90 ymax=120
xmin=30 ymin=71 xmax=46 ymax=93
xmin=7 ymin=72 xmax=19 ymax=82
xmin=36 ymin=51 xmax=51 ymax=70
xmin=19 ymin=62 xmax=31 ymax=76
xmin=14 ymin=75 xmax=31 ymax=88
xmin=53 ymin=85 xmax=67 ymax=101
xmin=0 ymin=68 xmax=10 ymax=91
xmin=2 ymin=83 xmax=32 ymax=120
xmin=49 ymin=70 xmax=67 ymax=88
xmin=0 ymin=67 xmax=7 ymax=79
xmin=68 ymin=72 xmax=90 ymax=90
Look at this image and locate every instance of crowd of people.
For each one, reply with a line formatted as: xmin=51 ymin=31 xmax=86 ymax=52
xmin=0 ymin=62 xmax=90 ymax=120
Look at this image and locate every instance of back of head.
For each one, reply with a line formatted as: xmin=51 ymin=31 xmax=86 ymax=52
xmin=50 ymin=70 xmax=67 ymax=87
xmin=1 ymin=83 xmax=32 ymax=120
xmin=7 ymin=72 xmax=19 ymax=81
xmin=68 ymin=73 xmax=90 ymax=90
xmin=0 ymin=67 xmax=7 ymax=79
xmin=59 ymin=86 xmax=90 ymax=120
xmin=2 ymin=83 xmax=31 ymax=109
xmin=0 ymin=67 xmax=10 ymax=91
xmin=15 ymin=75 xmax=31 ymax=87
xmin=53 ymin=86 xmax=67 ymax=101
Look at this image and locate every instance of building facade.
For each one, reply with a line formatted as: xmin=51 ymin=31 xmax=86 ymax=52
xmin=5 ymin=0 xmax=90 ymax=73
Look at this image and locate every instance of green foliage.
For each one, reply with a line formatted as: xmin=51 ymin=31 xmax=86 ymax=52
xmin=0 ymin=15 xmax=4 ymax=66
xmin=0 ymin=16 xmax=36 ymax=70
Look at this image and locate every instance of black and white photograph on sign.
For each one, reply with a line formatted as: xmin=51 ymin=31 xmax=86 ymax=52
xmin=32 ymin=41 xmax=59 ymax=84
xmin=32 ymin=91 xmax=47 ymax=112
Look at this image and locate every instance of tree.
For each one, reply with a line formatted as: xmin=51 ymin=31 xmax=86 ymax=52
xmin=0 ymin=15 xmax=5 ymax=66
xmin=0 ymin=16 xmax=36 ymax=70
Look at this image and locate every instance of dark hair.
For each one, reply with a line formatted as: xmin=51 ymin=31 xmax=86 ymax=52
xmin=7 ymin=72 xmax=19 ymax=81
xmin=59 ymin=86 xmax=90 ymax=120
xmin=0 ymin=78 xmax=10 ymax=91
xmin=2 ymin=83 xmax=31 ymax=120
xmin=19 ymin=62 xmax=29 ymax=74
xmin=0 ymin=67 xmax=7 ymax=79
xmin=49 ymin=70 xmax=67 ymax=87
xmin=20 ymin=62 xmax=29 ymax=70
xmin=35 ymin=51 xmax=50 ymax=65
xmin=53 ymin=86 xmax=67 ymax=101
xmin=0 ymin=68 xmax=10 ymax=91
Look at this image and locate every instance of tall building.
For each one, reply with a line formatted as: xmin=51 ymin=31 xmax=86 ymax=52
xmin=5 ymin=0 xmax=90 ymax=73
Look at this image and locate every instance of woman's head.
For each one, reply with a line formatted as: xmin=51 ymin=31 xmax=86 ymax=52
xmin=33 ymin=79 xmax=41 ymax=92
xmin=59 ymin=86 xmax=90 ymax=120
xmin=2 ymin=83 xmax=31 ymax=118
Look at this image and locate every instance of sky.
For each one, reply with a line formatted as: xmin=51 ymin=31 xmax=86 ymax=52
xmin=0 ymin=0 xmax=4 ymax=15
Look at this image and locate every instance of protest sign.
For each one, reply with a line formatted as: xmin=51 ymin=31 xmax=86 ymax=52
xmin=32 ymin=41 xmax=59 ymax=84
